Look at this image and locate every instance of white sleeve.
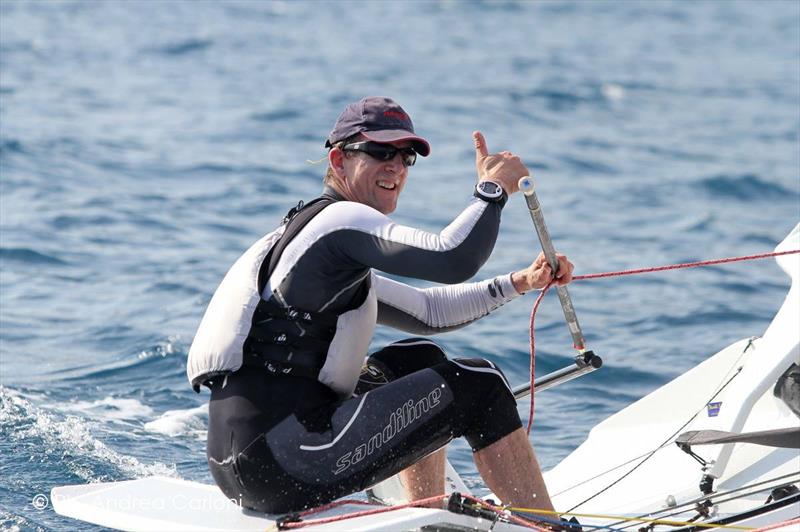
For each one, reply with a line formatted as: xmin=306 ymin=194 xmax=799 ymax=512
xmin=374 ymin=272 xmax=521 ymax=334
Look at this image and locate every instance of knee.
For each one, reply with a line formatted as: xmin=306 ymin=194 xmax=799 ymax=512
xmin=373 ymin=338 xmax=448 ymax=376
xmin=386 ymin=338 xmax=447 ymax=359
xmin=439 ymin=358 xmax=521 ymax=452
xmin=355 ymin=339 xmax=448 ymax=395
xmin=450 ymin=357 xmax=513 ymax=396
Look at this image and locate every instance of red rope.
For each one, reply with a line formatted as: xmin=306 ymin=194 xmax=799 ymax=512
xmin=571 ymin=249 xmax=800 ymax=282
xmin=278 ymin=494 xmax=447 ymax=529
xmin=751 ymin=516 xmax=800 ymax=531
xmin=294 ymin=498 xmax=372 ymax=518
xmin=525 ymin=248 xmax=800 ymax=433
xmin=279 ymin=493 xmax=549 ymax=530
xmin=526 ymin=281 xmax=554 ymax=435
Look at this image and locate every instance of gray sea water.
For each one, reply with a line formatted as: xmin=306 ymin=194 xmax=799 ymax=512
xmin=1 ymin=1 xmax=798 ymax=530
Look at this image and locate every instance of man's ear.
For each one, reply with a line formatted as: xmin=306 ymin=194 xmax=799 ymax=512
xmin=328 ymin=148 xmax=346 ymax=180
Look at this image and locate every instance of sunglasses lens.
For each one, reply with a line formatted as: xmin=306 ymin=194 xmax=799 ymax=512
xmin=345 ymin=142 xmax=417 ymax=166
xmin=370 ymin=144 xmax=396 ymax=161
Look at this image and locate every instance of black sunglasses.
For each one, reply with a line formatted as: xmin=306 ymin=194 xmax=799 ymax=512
xmin=342 ymin=141 xmax=417 ymax=167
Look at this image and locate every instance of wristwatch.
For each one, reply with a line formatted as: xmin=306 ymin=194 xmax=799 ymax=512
xmin=474 ymin=181 xmax=507 ymax=205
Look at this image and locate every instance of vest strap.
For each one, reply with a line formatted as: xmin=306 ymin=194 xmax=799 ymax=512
xmin=242 ymin=196 xmax=340 ymax=382
xmin=247 ymin=328 xmax=333 ymax=352
xmin=253 ymin=297 xmax=339 ymax=330
xmin=242 ymin=343 xmax=325 ymax=380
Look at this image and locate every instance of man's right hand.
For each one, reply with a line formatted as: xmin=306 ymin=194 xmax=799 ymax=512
xmin=511 ymin=252 xmax=574 ymax=293
xmin=473 ymin=131 xmax=528 ymax=195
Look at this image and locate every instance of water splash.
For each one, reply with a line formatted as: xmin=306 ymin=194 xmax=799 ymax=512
xmin=0 ymin=387 xmax=177 ymax=483
xmin=144 ymin=404 xmax=208 ymax=439
xmin=50 ymin=396 xmax=155 ymax=421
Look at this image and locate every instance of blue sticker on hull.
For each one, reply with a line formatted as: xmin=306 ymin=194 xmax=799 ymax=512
xmin=707 ymin=402 xmax=722 ymax=417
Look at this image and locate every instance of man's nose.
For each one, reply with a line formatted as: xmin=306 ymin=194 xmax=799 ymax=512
xmin=384 ymin=154 xmax=404 ymax=172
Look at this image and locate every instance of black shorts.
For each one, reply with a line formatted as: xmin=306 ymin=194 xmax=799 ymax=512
xmin=206 ymin=338 xmax=521 ymax=514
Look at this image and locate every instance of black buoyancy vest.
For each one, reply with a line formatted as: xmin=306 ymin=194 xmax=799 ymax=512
xmin=240 ymin=197 xmax=340 ymax=380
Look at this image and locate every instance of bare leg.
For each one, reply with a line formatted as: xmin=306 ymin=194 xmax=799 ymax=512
xmin=473 ymin=427 xmax=555 ymax=516
xmin=398 ymin=448 xmax=446 ymax=507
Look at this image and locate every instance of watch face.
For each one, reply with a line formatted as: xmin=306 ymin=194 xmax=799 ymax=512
xmin=478 ymin=181 xmax=502 ymax=198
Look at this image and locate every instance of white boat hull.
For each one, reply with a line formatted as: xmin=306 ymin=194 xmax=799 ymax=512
xmin=542 ymin=224 xmax=800 ymax=530
xmin=51 ymin=475 xmax=533 ymax=531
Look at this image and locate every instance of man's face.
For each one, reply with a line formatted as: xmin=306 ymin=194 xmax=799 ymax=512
xmin=335 ymin=137 xmax=412 ymax=215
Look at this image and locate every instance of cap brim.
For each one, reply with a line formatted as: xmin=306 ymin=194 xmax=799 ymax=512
xmin=361 ymin=130 xmax=431 ymax=157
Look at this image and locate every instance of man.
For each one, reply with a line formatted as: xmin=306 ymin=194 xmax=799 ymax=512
xmin=187 ymin=96 xmax=574 ymax=517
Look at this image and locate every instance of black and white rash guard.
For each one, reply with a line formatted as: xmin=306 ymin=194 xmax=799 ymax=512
xmin=187 ymin=187 xmax=522 ymax=397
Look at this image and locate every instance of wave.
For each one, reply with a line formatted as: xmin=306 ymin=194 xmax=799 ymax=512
xmin=679 ymin=214 xmax=715 ymax=232
xmin=0 ymin=509 xmax=43 ymax=532
xmin=146 ymin=281 xmax=204 ymax=296
xmin=49 ymin=213 xmax=118 ymax=229
xmin=712 ymin=281 xmax=760 ymax=295
xmin=148 ymin=38 xmax=213 ymax=56
xmin=50 ymin=396 xmax=155 ymax=422
xmin=197 ymin=221 xmax=254 ymax=236
xmin=0 ymin=247 xmax=67 ymax=265
xmin=635 ymin=143 xmax=717 ymax=163
xmin=56 ymin=337 xmax=187 ymax=384
xmin=558 ymin=154 xmax=618 ymax=175
xmin=0 ymin=387 xmax=177 ymax=482
xmin=510 ymin=82 xmax=626 ymax=112
xmin=144 ymin=404 xmax=208 ymax=439
xmin=511 ymin=87 xmax=591 ymax=110
xmin=250 ymin=109 xmax=303 ymax=123
xmin=624 ymin=308 xmax=762 ymax=334
xmin=183 ymin=163 xmax=236 ymax=174
xmin=0 ymin=138 xmax=25 ymax=155
xmin=700 ymin=173 xmax=794 ymax=200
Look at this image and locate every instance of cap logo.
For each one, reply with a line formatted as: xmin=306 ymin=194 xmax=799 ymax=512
xmin=383 ymin=110 xmax=409 ymax=121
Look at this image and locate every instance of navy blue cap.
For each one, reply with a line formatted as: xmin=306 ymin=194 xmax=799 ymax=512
xmin=325 ymin=96 xmax=430 ymax=156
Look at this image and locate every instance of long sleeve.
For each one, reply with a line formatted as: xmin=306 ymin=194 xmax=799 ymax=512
xmin=374 ymin=272 xmax=521 ymax=334
xmin=267 ymin=197 xmax=505 ymax=305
